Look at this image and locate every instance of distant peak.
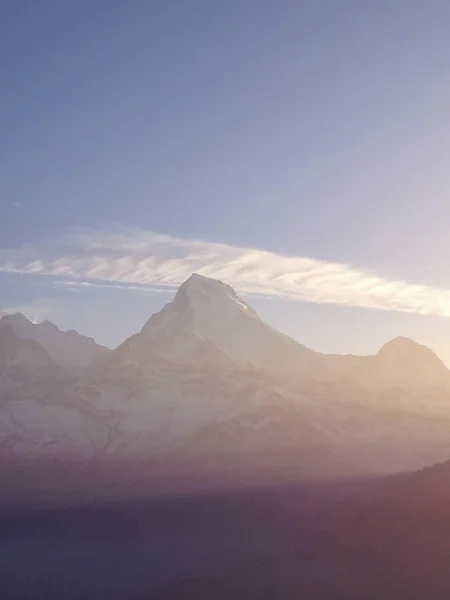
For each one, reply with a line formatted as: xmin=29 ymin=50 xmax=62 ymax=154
xmin=1 ymin=313 xmax=60 ymax=328
xmin=1 ymin=312 xmax=34 ymax=324
xmin=140 ymin=273 xmax=261 ymax=340
xmin=188 ymin=273 xmax=209 ymax=282
xmin=174 ymin=273 xmax=240 ymax=305
xmin=41 ymin=319 xmax=59 ymax=331
xmin=180 ymin=273 xmax=234 ymax=291
xmin=377 ymin=336 xmax=435 ymax=358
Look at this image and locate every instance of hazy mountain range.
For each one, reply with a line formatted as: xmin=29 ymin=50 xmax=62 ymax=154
xmin=2 ymin=273 xmax=450 ymax=505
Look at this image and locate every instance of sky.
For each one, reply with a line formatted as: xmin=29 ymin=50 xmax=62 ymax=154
xmin=2 ymin=1 xmax=450 ymax=362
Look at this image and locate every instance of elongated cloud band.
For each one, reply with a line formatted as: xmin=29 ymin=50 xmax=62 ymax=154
xmin=1 ymin=227 xmax=450 ymax=317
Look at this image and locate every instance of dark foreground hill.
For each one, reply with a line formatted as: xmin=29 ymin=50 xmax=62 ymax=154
xmin=0 ymin=479 xmax=364 ymax=600
xmin=3 ymin=462 xmax=450 ymax=599
xmin=151 ymin=460 xmax=450 ymax=600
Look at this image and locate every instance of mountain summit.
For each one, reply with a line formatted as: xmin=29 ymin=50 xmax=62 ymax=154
xmin=121 ymin=273 xmax=316 ymax=373
xmin=142 ymin=273 xmax=261 ymax=336
xmin=173 ymin=273 xmax=260 ymax=317
xmin=377 ymin=336 xmax=437 ymax=360
xmin=375 ymin=335 xmax=450 ymax=389
xmin=1 ymin=313 xmax=108 ymax=369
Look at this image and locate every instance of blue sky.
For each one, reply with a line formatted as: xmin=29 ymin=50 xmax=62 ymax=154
xmin=3 ymin=1 xmax=450 ymax=361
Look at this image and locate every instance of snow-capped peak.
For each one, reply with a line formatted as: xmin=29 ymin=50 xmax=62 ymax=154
xmin=0 ymin=312 xmax=107 ymax=369
xmin=2 ymin=312 xmax=36 ymax=327
xmin=123 ymin=274 xmax=316 ymax=373
xmin=375 ymin=336 xmax=450 ymax=388
xmin=139 ymin=274 xmax=261 ymax=341
xmin=377 ymin=336 xmax=437 ymax=361
xmin=172 ymin=273 xmax=260 ymax=320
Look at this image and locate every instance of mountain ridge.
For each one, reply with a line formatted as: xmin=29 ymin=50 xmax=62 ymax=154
xmin=1 ymin=312 xmax=109 ymax=369
xmin=2 ymin=274 xmax=444 ymax=369
xmin=2 ymin=273 xmax=450 ymax=507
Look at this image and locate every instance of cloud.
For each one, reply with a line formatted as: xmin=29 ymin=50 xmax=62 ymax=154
xmin=11 ymin=201 xmax=22 ymax=209
xmin=1 ymin=226 xmax=450 ymax=317
xmin=51 ymin=279 xmax=170 ymax=294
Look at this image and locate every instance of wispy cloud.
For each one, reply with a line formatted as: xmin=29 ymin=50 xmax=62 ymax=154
xmin=1 ymin=226 xmax=450 ymax=317
xmin=52 ymin=279 xmax=170 ymax=294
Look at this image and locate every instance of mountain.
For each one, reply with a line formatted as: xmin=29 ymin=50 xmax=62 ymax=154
xmin=2 ymin=273 xmax=450 ymax=507
xmin=115 ymin=273 xmax=319 ymax=376
xmin=375 ymin=335 xmax=450 ymax=388
xmin=321 ymin=335 xmax=450 ymax=417
xmin=0 ymin=321 xmax=60 ymax=383
xmin=0 ymin=321 xmax=115 ymax=465
xmin=0 ymin=312 xmax=108 ymax=369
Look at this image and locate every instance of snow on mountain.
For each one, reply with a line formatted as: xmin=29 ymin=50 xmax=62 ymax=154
xmin=376 ymin=335 xmax=447 ymax=373
xmin=0 ymin=322 xmax=117 ymax=460
xmin=0 ymin=321 xmax=60 ymax=383
xmin=319 ymin=336 xmax=450 ymax=417
xmin=117 ymin=273 xmax=319 ymax=376
xmin=1 ymin=312 xmax=108 ymax=369
xmin=3 ymin=273 xmax=450 ymax=504
xmin=372 ymin=336 xmax=450 ymax=393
